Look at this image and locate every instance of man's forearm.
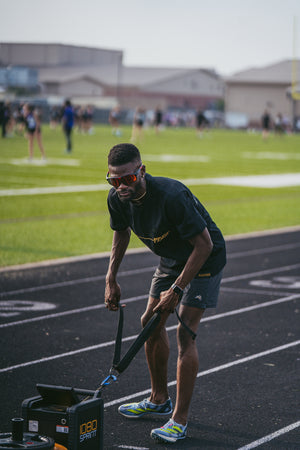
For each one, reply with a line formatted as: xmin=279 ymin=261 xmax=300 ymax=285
xmin=153 ymin=230 xmax=213 ymax=314
xmin=106 ymin=228 xmax=131 ymax=282
xmin=174 ymin=229 xmax=213 ymax=290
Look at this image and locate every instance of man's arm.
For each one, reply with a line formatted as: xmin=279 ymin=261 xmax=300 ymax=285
xmin=105 ymin=228 xmax=131 ymax=311
xmin=153 ymin=228 xmax=213 ymax=313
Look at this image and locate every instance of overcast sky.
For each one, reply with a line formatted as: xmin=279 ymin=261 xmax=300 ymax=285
xmin=1 ymin=0 xmax=299 ymax=76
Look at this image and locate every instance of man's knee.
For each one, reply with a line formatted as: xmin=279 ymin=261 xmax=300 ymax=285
xmin=177 ymin=322 xmax=195 ymax=349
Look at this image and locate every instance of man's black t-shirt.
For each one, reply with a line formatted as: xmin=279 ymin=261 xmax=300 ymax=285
xmin=107 ymin=174 xmax=226 ymax=276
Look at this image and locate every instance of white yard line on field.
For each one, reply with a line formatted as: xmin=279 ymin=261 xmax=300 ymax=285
xmin=0 ymin=157 xmax=80 ymax=166
xmin=1 ymin=173 xmax=300 ymax=196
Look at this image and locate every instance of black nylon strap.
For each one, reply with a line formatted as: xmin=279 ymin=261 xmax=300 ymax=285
xmin=93 ymin=307 xmax=161 ymax=397
xmin=112 ymin=308 xmax=161 ymax=374
xmin=112 ymin=306 xmax=124 ymax=369
xmin=111 ymin=305 xmax=195 ymax=377
xmin=175 ymin=308 xmax=197 ymax=340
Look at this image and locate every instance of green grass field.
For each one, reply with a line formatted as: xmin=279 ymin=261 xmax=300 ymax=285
xmin=0 ymin=125 xmax=299 ymax=267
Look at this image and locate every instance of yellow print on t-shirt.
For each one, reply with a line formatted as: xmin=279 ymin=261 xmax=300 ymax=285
xmin=138 ymin=231 xmax=170 ymax=244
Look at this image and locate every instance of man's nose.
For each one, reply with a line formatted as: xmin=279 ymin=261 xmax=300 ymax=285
xmin=118 ymin=182 xmax=128 ymax=189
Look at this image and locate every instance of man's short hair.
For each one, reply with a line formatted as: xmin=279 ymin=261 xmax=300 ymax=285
xmin=108 ymin=143 xmax=141 ymax=166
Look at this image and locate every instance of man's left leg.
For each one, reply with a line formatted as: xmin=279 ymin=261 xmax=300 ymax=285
xmin=118 ymin=297 xmax=173 ymax=419
xmin=173 ymin=304 xmax=205 ymax=425
xmin=151 ymin=305 xmax=205 ymax=443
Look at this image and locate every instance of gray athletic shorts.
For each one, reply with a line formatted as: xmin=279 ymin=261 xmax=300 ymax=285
xmin=149 ymin=268 xmax=223 ymax=309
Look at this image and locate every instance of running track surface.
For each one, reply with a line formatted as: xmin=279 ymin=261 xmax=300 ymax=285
xmin=0 ymin=229 xmax=299 ymax=449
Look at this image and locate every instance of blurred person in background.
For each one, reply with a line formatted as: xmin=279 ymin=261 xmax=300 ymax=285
xmin=34 ymin=107 xmax=46 ymax=159
xmin=154 ymin=106 xmax=163 ymax=134
xmin=261 ymin=109 xmax=271 ymax=140
xmin=109 ymin=105 xmax=122 ymax=136
xmin=84 ymin=105 xmax=94 ymax=134
xmin=196 ymin=109 xmax=209 ymax=138
xmin=0 ymin=102 xmax=5 ymax=138
xmin=49 ymin=106 xmax=61 ymax=130
xmin=15 ymin=103 xmax=26 ymax=135
xmin=62 ymin=99 xmax=74 ymax=153
xmin=131 ymin=107 xmax=146 ymax=143
xmin=274 ymin=113 xmax=285 ymax=135
xmin=23 ymin=103 xmax=46 ymax=161
xmin=1 ymin=102 xmax=11 ymax=138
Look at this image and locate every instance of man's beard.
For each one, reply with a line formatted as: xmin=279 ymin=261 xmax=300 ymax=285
xmin=117 ymin=190 xmax=134 ymax=203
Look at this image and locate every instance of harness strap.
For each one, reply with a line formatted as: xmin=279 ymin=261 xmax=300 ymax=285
xmin=110 ymin=306 xmax=197 ymax=373
xmin=175 ymin=308 xmax=197 ymax=340
xmin=112 ymin=305 xmax=124 ymax=369
xmin=113 ymin=309 xmax=161 ymax=374
xmin=94 ymin=304 xmax=196 ymax=398
xmin=112 ymin=306 xmax=197 ymax=373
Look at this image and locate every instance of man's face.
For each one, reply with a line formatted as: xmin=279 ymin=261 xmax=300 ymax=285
xmin=107 ymin=160 xmax=145 ymax=202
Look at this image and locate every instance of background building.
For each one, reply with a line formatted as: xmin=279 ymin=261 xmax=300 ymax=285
xmin=1 ymin=43 xmax=299 ymax=128
xmin=0 ymin=66 xmax=38 ymax=90
xmin=0 ymin=43 xmax=123 ymax=68
xmin=225 ymin=60 xmax=300 ymax=127
xmin=0 ymin=43 xmax=224 ymax=112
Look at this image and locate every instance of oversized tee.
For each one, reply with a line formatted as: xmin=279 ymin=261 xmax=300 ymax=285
xmin=107 ymin=174 xmax=226 ymax=277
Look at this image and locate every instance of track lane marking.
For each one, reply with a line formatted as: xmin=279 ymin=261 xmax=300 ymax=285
xmin=1 ymin=260 xmax=300 ymax=328
xmin=0 ymin=294 xmax=148 ymax=329
xmin=0 ymin=280 xmax=299 ymax=330
xmin=221 ymin=263 xmax=300 ymax=283
xmin=103 ymin=340 xmax=300 ymax=408
xmin=1 ymin=256 xmax=300 ymax=298
xmin=0 ymin=293 xmax=299 ymax=372
xmin=228 ymin=242 xmax=300 ymax=259
xmin=221 ymin=286 xmax=299 ymax=296
xmin=237 ymin=420 xmax=300 ymax=449
xmin=0 ymin=267 xmax=157 ymax=297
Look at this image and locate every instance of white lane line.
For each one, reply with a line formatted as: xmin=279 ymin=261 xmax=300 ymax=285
xmin=0 ymin=293 xmax=298 ymax=372
xmin=222 ymin=263 xmax=300 ymax=284
xmin=1 ymin=251 xmax=300 ymax=297
xmin=0 ymin=294 xmax=148 ymax=329
xmin=0 ymin=266 xmax=157 ymax=297
xmin=221 ymin=286 xmax=298 ymax=297
xmin=117 ymin=446 xmax=149 ymax=450
xmin=189 ymin=294 xmax=300 ymax=323
xmin=237 ymin=420 xmax=300 ymax=449
xmin=103 ymin=340 xmax=300 ymax=408
xmin=1 ymin=273 xmax=299 ymax=330
xmin=228 ymin=242 xmax=300 ymax=259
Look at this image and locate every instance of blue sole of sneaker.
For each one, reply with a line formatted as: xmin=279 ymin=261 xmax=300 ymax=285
xmin=118 ymin=410 xmax=172 ymax=419
xmin=150 ymin=431 xmax=186 ymax=443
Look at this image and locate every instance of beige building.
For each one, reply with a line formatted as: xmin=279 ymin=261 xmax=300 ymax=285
xmin=38 ymin=64 xmax=224 ymax=111
xmin=5 ymin=43 xmax=299 ymax=125
xmin=0 ymin=43 xmax=224 ymax=111
xmin=225 ymin=60 xmax=300 ymax=125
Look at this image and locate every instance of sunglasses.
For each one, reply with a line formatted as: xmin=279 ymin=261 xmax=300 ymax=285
xmin=106 ymin=164 xmax=142 ymax=188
